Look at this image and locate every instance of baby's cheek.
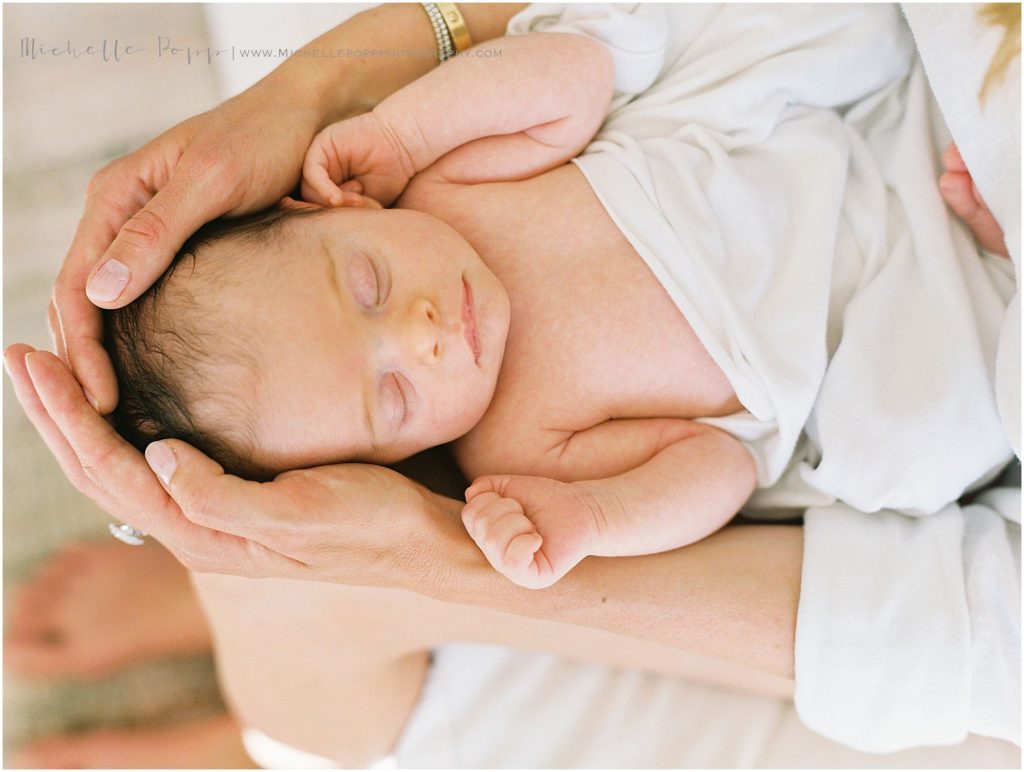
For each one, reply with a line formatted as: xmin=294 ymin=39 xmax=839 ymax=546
xmin=450 ymin=381 xmax=495 ymax=437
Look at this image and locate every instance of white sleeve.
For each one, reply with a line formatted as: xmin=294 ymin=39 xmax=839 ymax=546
xmin=794 ymin=484 xmax=1021 ymax=752
xmin=901 ymin=4 xmax=1021 ymax=456
xmin=505 ymin=3 xmax=668 ymax=100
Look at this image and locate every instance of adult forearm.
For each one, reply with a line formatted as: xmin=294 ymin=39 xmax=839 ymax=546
xmin=257 ymin=3 xmax=528 ymax=127
xmin=428 ymin=493 xmax=803 ymax=679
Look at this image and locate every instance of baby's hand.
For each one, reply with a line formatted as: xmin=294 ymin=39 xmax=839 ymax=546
xmin=461 ymin=475 xmax=603 ymax=590
xmin=301 ymin=112 xmax=415 ymax=209
xmin=939 ymin=143 xmax=1009 ymax=258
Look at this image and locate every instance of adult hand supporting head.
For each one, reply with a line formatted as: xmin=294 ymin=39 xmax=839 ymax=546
xmin=6 ymin=343 xmax=805 ymax=680
xmin=21 ymin=2 xmax=530 ymax=580
xmin=48 ymin=1 xmax=532 ymax=416
xmin=5 ymin=344 xmax=460 ymax=588
xmin=52 ymin=83 xmax=327 ymax=415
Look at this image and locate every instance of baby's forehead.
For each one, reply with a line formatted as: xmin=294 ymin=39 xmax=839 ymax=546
xmin=191 ymin=219 xmax=317 ymax=282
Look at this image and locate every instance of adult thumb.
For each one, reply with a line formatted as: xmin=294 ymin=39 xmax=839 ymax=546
xmin=86 ymin=170 xmax=225 ymax=309
xmin=145 ymin=438 xmax=267 ymax=534
xmin=144 ymin=439 xmax=299 ymax=577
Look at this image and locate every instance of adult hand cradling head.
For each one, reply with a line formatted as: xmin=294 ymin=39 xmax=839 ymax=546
xmin=8 ymin=3 xmax=524 ymax=576
xmin=6 ymin=342 xmax=461 ymax=583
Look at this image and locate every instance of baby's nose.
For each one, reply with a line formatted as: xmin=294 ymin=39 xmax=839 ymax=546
xmin=404 ymin=298 xmax=442 ymax=364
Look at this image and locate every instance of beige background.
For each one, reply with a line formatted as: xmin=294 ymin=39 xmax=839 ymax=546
xmin=4 ymin=4 xmax=225 ymax=760
xmin=3 ymin=5 xmax=373 ymax=762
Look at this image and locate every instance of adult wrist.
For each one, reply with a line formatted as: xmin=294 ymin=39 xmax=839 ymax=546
xmin=265 ymin=4 xmax=440 ymax=129
xmin=416 ymin=489 xmax=579 ymax=618
xmin=413 ymin=489 xmax=483 ymax=599
xmin=255 ymin=52 xmax=349 ymax=131
xmin=257 ymin=4 xmax=529 ymax=131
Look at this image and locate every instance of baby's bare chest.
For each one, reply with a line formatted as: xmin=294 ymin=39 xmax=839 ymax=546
xmin=407 ymin=165 xmax=739 ymax=477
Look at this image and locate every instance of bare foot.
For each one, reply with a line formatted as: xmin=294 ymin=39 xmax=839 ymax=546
xmin=10 ymin=713 xmax=257 ymax=769
xmin=5 ymin=540 xmax=212 ymax=680
xmin=939 ymin=143 xmax=1010 ymax=258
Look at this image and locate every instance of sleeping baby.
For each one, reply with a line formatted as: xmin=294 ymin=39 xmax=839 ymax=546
xmin=106 ymin=16 xmax=1011 ymax=590
xmin=106 ymin=30 xmax=758 ymax=590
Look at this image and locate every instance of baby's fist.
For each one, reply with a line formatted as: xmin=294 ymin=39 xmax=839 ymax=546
xmin=301 ymin=112 xmax=414 ymax=209
xmin=462 ymin=475 xmax=600 ymax=590
xmin=461 ymin=492 xmax=544 ymax=580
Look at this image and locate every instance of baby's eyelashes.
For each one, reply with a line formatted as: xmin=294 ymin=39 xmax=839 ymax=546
xmin=350 ymin=253 xmax=385 ymax=307
xmin=384 ymin=373 xmax=409 ymax=427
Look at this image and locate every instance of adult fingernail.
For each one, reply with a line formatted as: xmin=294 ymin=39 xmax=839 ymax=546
xmin=146 ymin=441 xmax=177 ymax=486
xmin=83 ymin=388 xmax=100 ymax=411
xmin=87 ymin=260 xmax=131 ymax=303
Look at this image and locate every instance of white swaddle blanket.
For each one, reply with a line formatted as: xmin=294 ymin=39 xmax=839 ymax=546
xmin=521 ymin=2 xmax=1014 ymax=512
xmin=509 ymin=2 xmax=1020 ymax=754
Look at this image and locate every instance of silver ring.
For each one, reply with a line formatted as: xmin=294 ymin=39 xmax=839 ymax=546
xmin=109 ymin=522 xmax=146 ymax=546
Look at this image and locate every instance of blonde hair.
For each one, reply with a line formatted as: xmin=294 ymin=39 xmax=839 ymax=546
xmin=979 ymin=3 xmax=1021 ymax=103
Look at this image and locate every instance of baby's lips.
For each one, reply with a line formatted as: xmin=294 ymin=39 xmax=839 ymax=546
xmin=339 ymin=179 xmax=364 ymax=194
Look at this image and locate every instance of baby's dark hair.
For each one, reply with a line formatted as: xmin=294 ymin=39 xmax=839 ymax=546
xmin=104 ymin=206 xmax=323 ymax=481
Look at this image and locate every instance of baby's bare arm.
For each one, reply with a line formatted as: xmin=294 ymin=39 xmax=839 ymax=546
xmin=376 ymin=33 xmax=614 ymax=184
xmin=463 ymin=419 xmax=757 ymax=588
xmin=559 ymin=420 xmax=757 ymax=556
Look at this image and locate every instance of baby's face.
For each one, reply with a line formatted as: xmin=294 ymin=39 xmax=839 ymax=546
xmin=220 ymin=206 xmax=511 ymax=469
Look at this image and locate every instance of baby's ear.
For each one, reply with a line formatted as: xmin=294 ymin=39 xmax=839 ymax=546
xmin=277 ymin=193 xmax=383 ymax=211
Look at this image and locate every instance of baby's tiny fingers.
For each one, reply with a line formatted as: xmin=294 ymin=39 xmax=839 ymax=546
xmin=466 ymin=474 xmax=516 ymax=501
xmin=461 ymin=492 xmax=512 ymax=545
xmin=939 ymin=172 xmax=978 ymax=216
xmin=463 ymin=495 xmax=527 ymax=548
xmin=504 ymin=532 xmax=542 ymax=571
xmin=300 ymin=173 xmax=343 ymax=208
xmin=301 ymin=147 xmax=346 ymax=207
xmin=476 ymin=506 xmax=537 ymax=559
xmin=943 ymin=143 xmax=967 ymax=173
xmin=462 ymin=490 xmax=501 ymax=521
xmin=465 ymin=478 xmax=490 ymax=501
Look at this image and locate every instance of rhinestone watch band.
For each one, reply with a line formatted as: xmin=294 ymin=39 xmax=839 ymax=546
xmin=421 ymin=3 xmax=455 ymax=62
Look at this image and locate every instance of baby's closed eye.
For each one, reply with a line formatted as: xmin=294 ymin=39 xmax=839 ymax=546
xmin=350 ymin=252 xmax=387 ymax=307
xmin=383 ymin=373 xmax=409 ymax=426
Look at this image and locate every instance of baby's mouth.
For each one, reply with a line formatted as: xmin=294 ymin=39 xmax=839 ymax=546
xmin=462 ymin=277 xmax=481 ymax=366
